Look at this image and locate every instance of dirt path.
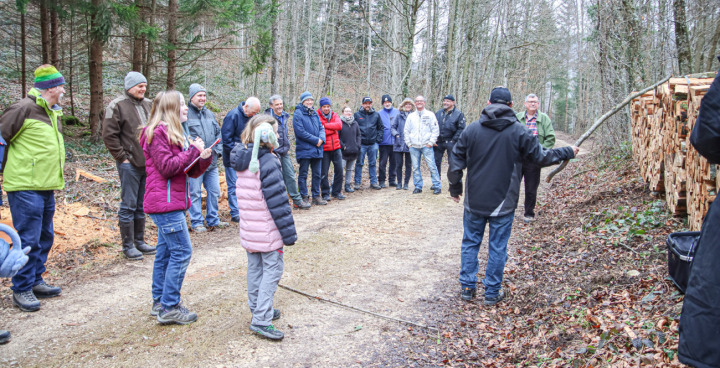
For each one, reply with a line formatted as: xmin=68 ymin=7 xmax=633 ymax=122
xmin=0 ymin=137 xmax=580 ymax=367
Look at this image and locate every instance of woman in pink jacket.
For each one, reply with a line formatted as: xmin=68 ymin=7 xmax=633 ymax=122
xmin=140 ymin=90 xmax=212 ymax=325
xmin=229 ymin=115 xmax=297 ymax=340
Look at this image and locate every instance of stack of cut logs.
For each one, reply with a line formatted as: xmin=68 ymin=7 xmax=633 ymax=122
xmin=631 ymin=76 xmax=717 ymax=231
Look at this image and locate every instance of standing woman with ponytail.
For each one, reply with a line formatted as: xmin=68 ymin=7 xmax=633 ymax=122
xmin=140 ymin=91 xmax=212 ymax=325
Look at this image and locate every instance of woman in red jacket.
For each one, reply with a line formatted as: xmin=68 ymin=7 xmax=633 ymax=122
xmin=317 ymin=97 xmax=345 ymax=201
xmin=140 ymin=90 xmax=212 ymax=325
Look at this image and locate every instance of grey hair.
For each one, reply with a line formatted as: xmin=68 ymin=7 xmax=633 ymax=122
xmin=268 ymin=94 xmax=283 ymax=106
xmin=525 ymin=94 xmax=539 ymax=102
xmin=245 ymin=96 xmax=261 ymax=109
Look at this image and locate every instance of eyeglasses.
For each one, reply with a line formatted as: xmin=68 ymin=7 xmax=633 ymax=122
xmin=527 ymin=101 xmax=539 ymax=104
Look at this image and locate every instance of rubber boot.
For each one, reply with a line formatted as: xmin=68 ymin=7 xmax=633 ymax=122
xmin=120 ymin=221 xmax=143 ymax=260
xmin=134 ymin=218 xmax=156 ymax=255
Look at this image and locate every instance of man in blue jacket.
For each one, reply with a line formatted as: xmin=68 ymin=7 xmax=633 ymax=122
xmin=222 ymin=97 xmax=261 ymax=222
xmin=293 ymin=91 xmax=326 ymax=205
xmin=448 ymin=87 xmax=578 ymax=306
xmin=354 ymin=97 xmax=384 ymax=190
xmin=378 ymin=95 xmax=399 ymax=188
xmin=186 ymin=84 xmax=228 ymax=232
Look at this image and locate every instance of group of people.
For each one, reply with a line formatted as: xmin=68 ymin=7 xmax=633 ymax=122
xmin=0 ymin=64 xmax=571 ymax=344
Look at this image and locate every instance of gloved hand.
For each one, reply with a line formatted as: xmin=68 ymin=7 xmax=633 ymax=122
xmin=0 ymin=224 xmax=30 ymax=278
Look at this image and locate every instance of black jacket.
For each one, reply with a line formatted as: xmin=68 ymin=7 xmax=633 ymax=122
xmin=229 ymin=143 xmax=297 ymax=245
xmin=448 ymin=103 xmax=574 ymax=217
xmin=354 ymin=108 xmax=384 ymax=145
xmin=339 ymin=117 xmax=362 ymax=161
xmin=435 ymin=107 xmax=466 ymax=142
xmin=391 ymin=111 xmax=411 ymax=152
xmin=679 ymin=60 xmax=720 ymax=368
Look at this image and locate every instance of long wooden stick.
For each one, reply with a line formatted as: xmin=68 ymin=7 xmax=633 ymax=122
xmin=546 ymin=75 xmax=671 ymax=182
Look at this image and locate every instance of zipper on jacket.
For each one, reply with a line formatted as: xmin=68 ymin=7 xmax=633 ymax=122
xmin=167 ymin=180 xmax=171 ymax=203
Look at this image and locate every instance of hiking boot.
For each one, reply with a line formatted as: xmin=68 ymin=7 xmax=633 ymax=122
xmin=389 ymin=182 xmax=398 ymax=187
xmin=403 ymin=184 xmax=409 ymax=190
xmin=231 ymin=216 xmax=240 ymax=223
xmin=192 ymin=225 xmax=208 ymax=233
xmin=333 ymin=193 xmax=346 ymax=200
xmin=433 ymin=188 xmax=442 ymax=195
xmin=461 ymin=287 xmax=476 ymax=301
xmin=157 ymin=303 xmax=198 ymax=325
xmin=32 ymin=281 xmax=62 ymax=298
xmin=134 ymin=218 xmax=156 ymax=254
xmin=0 ymin=330 xmax=10 ymax=344
xmin=150 ymin=299 xmax=162 ymax=316
xmin=322 ymin=195 xmax=331 ymax=202
xmin=312 ymin=197 xmax=328 ymax=205
xmin=379 ymin=182 xmax=387 ymax=188
xmin=120 ymin=221 xmax=143 ymax=260
xmin=413 ymin=188 xmax=422 ymax=194
xmin=370 ymin=183 xmax=381 ymax=190
xmin=249 ymin=324 xmax=284 ymax=340
xmin=484 ymin=289 xmax=506 ymax=306
xmin=523 ymin=216 xmax=535 ymax=223
xmin=294 ymin=200 xmax=311 ymax=210
xmin=273 ymin=308 xmax=281 ymax=320
xmin=354 ymin=182 xmax=362 ymax=190
xmin=208 ymin=221 xmax=229 ymax=230
xmin=344 ymin=185 xmax=355 ymax=193
xmin=396 ymin=185 xmax=403 ymax=190
xmin=13 ymin=290 xmax=40 ymax=312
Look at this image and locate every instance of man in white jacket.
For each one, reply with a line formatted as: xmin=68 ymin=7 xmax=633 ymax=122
xmin=403 ymin=96 xmax=442 ymax=194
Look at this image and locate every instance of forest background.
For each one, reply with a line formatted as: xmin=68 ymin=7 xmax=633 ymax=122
xmin=0 ymin=0 xmax=718 ymax=145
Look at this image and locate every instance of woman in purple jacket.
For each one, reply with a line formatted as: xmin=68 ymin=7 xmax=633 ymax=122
xmin=140 ymin=91 xmax=212 ymax=325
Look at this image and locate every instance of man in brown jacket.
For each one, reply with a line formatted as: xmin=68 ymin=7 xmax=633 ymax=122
xmin=102 ymin=71 xmax=156 ymax=260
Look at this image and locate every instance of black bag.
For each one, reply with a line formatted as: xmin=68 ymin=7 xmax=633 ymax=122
xmin=666 ymin=231 xmax=701 ymax=293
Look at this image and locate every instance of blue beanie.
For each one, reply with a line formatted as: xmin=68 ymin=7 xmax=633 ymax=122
xmin=319 ymin=97 xmax=331 ymax=107
xmin=299 ymin=91 xmax=313 ymax=104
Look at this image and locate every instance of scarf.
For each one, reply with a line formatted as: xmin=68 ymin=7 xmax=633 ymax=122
xmin=341 ymin=115 xmax=355 ymax=125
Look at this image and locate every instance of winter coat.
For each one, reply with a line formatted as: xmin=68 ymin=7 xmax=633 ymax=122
xmin=230 ymin=143 xmax=297 ymax=251
xmin=403 ymin=109 xmax=439 ymax=148
xmin=293 ymin=103 xmax=325 ymax=160
xmin=448 ymin=103 xmax=574 ymax=217
xmin=317 ymin=109 xmax=343 ymax=152
xmin=187 ymin=103 xmax=222 ymax=169
xmin=516 ymin=111 xmax=556 ymax=149
xmin=141 ymin=124 xmax=211 ymax=214
xmin=0 ymin=88 xmax=65 ymax=191
xmin=102 ymin=90 xmax=151 ymax=168
xmin=264 ymin=108 xmax=292 ymax=156
xmin=391 ymin=111 xmax=411 ymax=152
xmin=679 ymin=60 xmax=720 ymax=368
xmin=435 ymin=107 xmax=466 ymax=143
xmin=221 ymin=101 xmax=252 ymax=167
xmin=339 ymin=115 xmax=362 ymax=161
xmin=378 ymin=107 xmax=399 ymax=146
xmin=354 ymin=108 xmax=384 ymax=145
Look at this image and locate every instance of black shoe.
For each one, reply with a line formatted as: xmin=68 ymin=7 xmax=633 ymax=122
xmin=272 ymin=308 xmax=281 ymax=320
xmin=0 ymin=330 xmax=10 ymax=344
xmin=484 ymin=289 xmax=506 ymax=306
xmin=461 ymin=287 xmax=476 ymax=301
xmin=294 ymin=200 xmax=311 ymax=210
xmin=333 ymin=193 xmax=346 ymax=200
xmin=249 ymin=324 xmax=284 ymax=340
xmin=322 ymin=195 xmax=331 ymax=201
xmin=344 ymin=185 xmax=355 ymax=193
xmin=379 ymin=182 xmax=387 ymax=188
xmin=312 ymin=197 xmax=328 ymax=205
xmin=32 ymin=281 xmax=62 ymax=298
xmin=231 ymin=216 xmax=240 ymax=223
xmin=12 ymin=290 xmax=40 ymax=312
xmin=412 ymin=188 xmax=422 ymax=194
xmin=134 ymin=218 xmax=156 ymax=254
xmin=370 ymin=183 xmax=381 ymax=190
xmin=433 ymin=188 xmax=441 ymax=195
xmin=389 ymin=182 xmax=397 ymax=187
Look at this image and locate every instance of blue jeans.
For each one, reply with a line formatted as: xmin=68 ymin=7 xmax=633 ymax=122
xmin=280 ymin=154 xmax=303 ymax=204
xmin=188 ymin=167 xmax=221 ymax=228
xmin=7 ymin=191 xmax=55 ymax=292
xmin=354 ymin=143 xmax=378 ymax=185
xmin=297 ymin=158 xmax=322 ymax=198
xmin=459 ymin=210 xmax=515 ymax=298
xmin=149 ymin=211 xmax=193 ymax=308
xmin=409 ymin=146 xmax=441 ymax=190
xmin=224 ymin=167 xmax=238 ymax=218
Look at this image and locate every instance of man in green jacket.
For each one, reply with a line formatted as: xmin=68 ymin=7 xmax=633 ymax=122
xmin=516 ymin=93 xmax=556 ymax=222
xmin=0 ymin=65 xmax=66 ymax=312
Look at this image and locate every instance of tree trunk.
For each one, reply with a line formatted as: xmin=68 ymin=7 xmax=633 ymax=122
xmin=365 ymin=0 xmax=372 ymax=93
xmin=20 ymin=10 xmax=26 ymax=97
xmin=143 ymin=0 xmax=156 ymax=86
xmin=270 ymin=0 xmax=280 ymax=94
xmin=69 ymin=9 xmax=75 ymax=117
xmin=673 ymin=0 xmax=692 ymax=74
xmin=40 ymin=1 xmax=50 ymax=64
xmin=89 ymin=0 xmax=105 ymax=138
xmin=322 ymin=8 xmax=342 ymax=95
xmin=288 ymin=0 xmax=299 ymax=103
xmin=706 ymin=17 xmax=720 ymax=71
xmin=443 ymin=0 xmax=459 ymax=95
xmin=50 ymin=2 xmax=59 ymax=66
xmin=132 ymin=0 xmax=144 ymax=72
xmin=166 ymin=0 xmax=178 ymax=89
xmin=303 ymin=0 xmax=312 ymax=91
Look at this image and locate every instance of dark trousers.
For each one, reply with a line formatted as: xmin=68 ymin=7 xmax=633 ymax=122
xmin=394 ymin=151 xmax=411 ymax=186
xmin=116 ymin=162 xmax=146 ymax=223
xmin=521 ymin=162 xmax=542 ymax=217
xmin=321 ymin=149 xmax=344 ymax=197
xmin=298 ymin=158 xmax=322 ymax=198
xmin=8 ymin=190 xmax=55 ymax=292
xmin=433 ymin=141 xmax=455 ymax=177
xmin=378 ymin=144 xmax=397 ymax=184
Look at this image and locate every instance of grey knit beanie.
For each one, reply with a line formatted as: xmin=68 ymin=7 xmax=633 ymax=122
xmin=189 ymin=83 xmax=206 ymax=101
xmin=299 ymin=91 xmax=313 ymax=104
xmin=124 ymin=71 xmax=147 ymax=91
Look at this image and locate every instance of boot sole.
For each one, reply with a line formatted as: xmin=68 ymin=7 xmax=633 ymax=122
xmin=34 ymin=292 xmax=61 ymax=299
xmin=156 ymin=315 xmax=197 ymax=325
xmin=124 ymin=254 xmax=144 ymax=260
xmin=249 ymin=326 xmax=284 ymax=340
xmin=12 ymin=298 xmax=40 ymax=312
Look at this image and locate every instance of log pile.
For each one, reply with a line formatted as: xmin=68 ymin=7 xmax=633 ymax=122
xmin=630 ymin=76 xmax=717 ymax=231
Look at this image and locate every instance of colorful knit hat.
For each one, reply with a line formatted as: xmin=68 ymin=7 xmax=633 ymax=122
xmin=34 ymin=65 xmax=65 ymax=89
xmin=249 ymin=122 xmax=279 ymax=173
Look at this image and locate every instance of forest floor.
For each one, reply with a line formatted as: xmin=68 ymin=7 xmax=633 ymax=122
xmin=0 ymin=132 xmax=688 ymax=367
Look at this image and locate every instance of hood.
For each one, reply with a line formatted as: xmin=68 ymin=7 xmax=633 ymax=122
xmin=231 ymin=143 xmax=271 ymax=171
xmin=295 ymin=103 xmax=316 ymax=116
xmin=480 ymin=103 xmax=518 ymax=131
xmin=358 ymin=107 xmax=376 ymax=115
